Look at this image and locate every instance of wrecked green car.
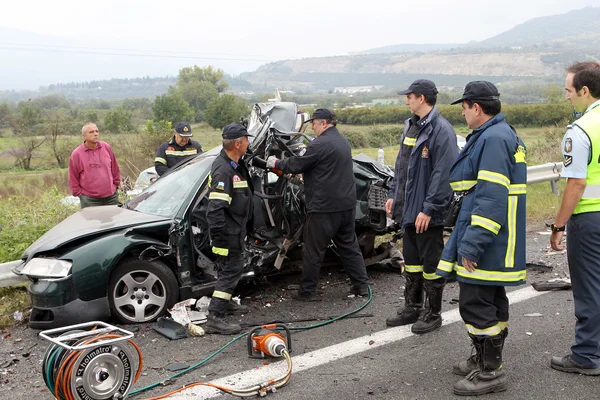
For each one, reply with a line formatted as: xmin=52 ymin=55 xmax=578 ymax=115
xmin=14 ymin=102 xmax=394 ymax=329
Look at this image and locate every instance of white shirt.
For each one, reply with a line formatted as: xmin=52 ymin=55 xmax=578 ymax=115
xmin=561 ymin=99 xmax=600 ymax=179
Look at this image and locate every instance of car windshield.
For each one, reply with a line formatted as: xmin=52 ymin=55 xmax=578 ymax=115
xmin=124 ymin=152 xmax=216 ymax=218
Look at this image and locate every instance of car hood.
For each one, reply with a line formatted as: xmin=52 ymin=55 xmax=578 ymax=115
xmin=23 ymin=206 xmax=171 ymax=257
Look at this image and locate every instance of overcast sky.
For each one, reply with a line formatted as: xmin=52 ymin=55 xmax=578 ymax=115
xmin=0 ymin=0 xmax=598 ymax=90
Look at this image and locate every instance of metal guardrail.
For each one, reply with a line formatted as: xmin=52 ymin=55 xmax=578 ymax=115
xmin=527 ymin=162 xmax=563 ymax=195
xmin=0 ymin=260 xmax=26 ymax=288
xmin=0 ymin=162 xmax=566 ymax=289
xmin=527 ymin=162 xmax=563 ymax=184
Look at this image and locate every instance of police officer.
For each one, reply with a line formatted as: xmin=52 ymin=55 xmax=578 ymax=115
xmin=205 ymin=123 xmax=254 ymax=335
xmin=384 ymin=79 xmax=457 ymax=334
xmin=154 ymin=122 xmax=203 ymax=176
xmin=266 ymin=108 xmax=370 ymax=301
xmin=435 ymin=81 xmax=527 ymax=396
xmin=550 ymin=62 xmax=600 ymax=376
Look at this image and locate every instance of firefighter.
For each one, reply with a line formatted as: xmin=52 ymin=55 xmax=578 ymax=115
xmin=384 ymin=79 xmax=457 ymax=334
xmin=436 ymin=81 xmax=527 ymax=396
xmin=205 ymin=123 xmax=254 ymax=335
xmin=154 ymin=122 xmax=203 ymax=176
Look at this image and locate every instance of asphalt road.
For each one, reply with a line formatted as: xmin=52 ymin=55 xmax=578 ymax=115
xmin=2 ymin=226 xmax=598 ymax=399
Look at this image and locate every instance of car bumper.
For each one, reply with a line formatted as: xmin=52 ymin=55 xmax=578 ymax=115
xmin=27 ymin=276 xmax=110 ymax=329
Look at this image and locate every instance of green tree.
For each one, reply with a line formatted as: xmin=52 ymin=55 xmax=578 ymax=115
xmin=177 ymin=66 xmax=228 ymax=93
xmin=176 ymin=66 xmax=228 ymax=123
xmin=85 ymin=110 xmax=99 ymax=123
xmin=144 ymin=120 xmax=172 ymax=158
xmin=104 ymin=108 xmax=134 ymax=133
xmin=151 ymin=89 xmax=195 ymax=126
xmin=204 ymin=95 xmax=249 ymax=130
xmin=178 ymin=81 xmax=219 ymax=122
xmin=542 ymin=84 xmax=565 ymax=104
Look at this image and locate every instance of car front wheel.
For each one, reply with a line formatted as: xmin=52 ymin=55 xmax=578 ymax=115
xmin=108 ymin=259 xmax=178 ymax=324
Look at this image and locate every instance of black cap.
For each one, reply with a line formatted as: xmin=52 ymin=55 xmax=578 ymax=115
xmin=305 ymin=108 xmax=336 ymax=123
xmin=222 ymin=123 xmax=253 ymax=140
xmin=175 ymin=122 xmax=193 ymax=137
xmin=451 ymin=81 xmax=500 ymax=105
xmin=397 ymin=79 xmax=438 ymax=96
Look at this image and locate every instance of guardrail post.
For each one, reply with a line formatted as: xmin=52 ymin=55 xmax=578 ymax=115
xmin=550 ymin=180 xmax=559 ymax=196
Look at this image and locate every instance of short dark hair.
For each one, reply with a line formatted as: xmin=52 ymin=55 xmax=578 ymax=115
xmin=567 ymin=62 xmax=600 ymax=99
xmin=418 ymin=92 xmax=437 ymax=107
xmin=464 ymin=99 xmax=501 ymax=116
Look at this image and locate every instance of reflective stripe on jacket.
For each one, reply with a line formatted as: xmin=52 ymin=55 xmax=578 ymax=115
xmin=206 ymin=150 xmax=254 ymax=252
xmin=436 ymin=113 xmax=527 ymax=286
xmin=155 ymin=137 xmax=203 ymax=176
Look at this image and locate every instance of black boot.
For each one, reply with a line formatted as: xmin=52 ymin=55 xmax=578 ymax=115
xmin=226 ymin=300 xmax=249 ymax=315
xmin=205 ymin=312 xmax=242 ymax=335
xmin=453 ymin=327 xmax=507 ymax=375
xmin=453 ymin=334 xmax=507 ymax=396
xmin=386 ymin=273 xmax=423 ymax=327
xmin=411 ymin=279 xmax=444 ymax=334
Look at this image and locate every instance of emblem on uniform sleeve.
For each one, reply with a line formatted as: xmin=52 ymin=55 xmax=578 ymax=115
xmin=216 ymin=181 xmax=225 ymax=191
xmin=232 ymin=175 xmax=241 ymax=182
xmin=564 ymin=155 xmax=573 ymax=167
xmin=564 ymin=138 xmax=572 ymax=153
xmin=421 ymin=146 xmax=429 ymax=159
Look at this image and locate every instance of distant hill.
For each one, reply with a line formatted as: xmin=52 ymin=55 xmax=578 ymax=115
xmin=476 ymin=7 xmax=600 ymax=47
xmin=366 ymin=43 xmax=463 ymax=54
xmin=241 ymin=7 xmax=600 ymax=92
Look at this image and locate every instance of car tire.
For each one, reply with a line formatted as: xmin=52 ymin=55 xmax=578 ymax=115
xmin=108 ymin=259 xmax=179 ymax=324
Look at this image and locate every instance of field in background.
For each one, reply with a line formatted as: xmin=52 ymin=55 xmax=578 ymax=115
xmin=0 ymin=123 xmax=566 ymax=264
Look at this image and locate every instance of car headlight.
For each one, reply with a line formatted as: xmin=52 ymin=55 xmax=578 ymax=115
xmin=20 ymin=258 xmax=72 ymax=278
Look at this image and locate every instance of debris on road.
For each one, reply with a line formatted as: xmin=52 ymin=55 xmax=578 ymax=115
xmin=524 ymin=313 xmax=544 ymax=317
xmin=526 ymin=262 xmax=553 ymax=272
xmin=532 ymin=278 xmax=571 ymax=292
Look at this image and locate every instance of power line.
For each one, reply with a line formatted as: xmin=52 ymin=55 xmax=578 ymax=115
xmin=0 ymin=42 xmax=272 ymax=59
xmin=0 ymin=45 xmax=275 ymax=62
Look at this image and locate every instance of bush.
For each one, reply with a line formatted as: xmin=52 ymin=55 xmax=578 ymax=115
xmin=104 ymin=108 xmax=134 ymax=133
xmin=335 ymin=104 xmax=573 ymax=127
xmin=0 ymin=187 xmax=78 ymax=262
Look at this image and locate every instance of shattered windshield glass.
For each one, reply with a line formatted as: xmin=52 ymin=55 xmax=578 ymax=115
xmin=125 ymin=153 xmax=216 ymax=218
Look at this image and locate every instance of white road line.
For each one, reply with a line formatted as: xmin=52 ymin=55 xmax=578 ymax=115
xmin=169 ymin=285 xmax=549 ymax=399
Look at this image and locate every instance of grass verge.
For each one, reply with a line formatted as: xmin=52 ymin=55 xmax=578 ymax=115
xmin=0 ymin=284 xmax=30 ymax=329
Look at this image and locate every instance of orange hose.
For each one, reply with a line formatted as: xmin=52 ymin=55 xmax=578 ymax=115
xmin=52 ymin=333 xmax=144 ymax=400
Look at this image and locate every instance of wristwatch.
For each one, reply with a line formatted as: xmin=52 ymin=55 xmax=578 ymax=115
xmin=550 ymin=223 xmax=566 ymax=233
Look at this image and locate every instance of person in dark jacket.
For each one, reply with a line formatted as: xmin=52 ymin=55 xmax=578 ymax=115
xmin=266 ymin=108 xmax=370 ymax=301
xmin=204 ymin=123 xmax=254 ymax=334
xmin=436 ymin=81 xmax=527 ymax=396
xmin=385 ymin=79 xmax=457 ymax=334
xmin=154 ymin=122 xmax=203 ymax=176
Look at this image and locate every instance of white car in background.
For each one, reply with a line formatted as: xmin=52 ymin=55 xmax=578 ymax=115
xmin=456 ymin=134 xmax=467 ymax=151
xmin=60 ymin=167 xmax=158 ymax=206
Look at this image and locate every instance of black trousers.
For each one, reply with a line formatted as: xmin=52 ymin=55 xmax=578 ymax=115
xmin=403 ymin=225 xmax=445 ymax=281
xmin=208 ymin=250 xmax=244 ymax=314
xmin=300 ymin=209 xmax=369 ymax=294
xmin=567 ymin=213 xmax=600 ymax=368
xmin=459 ymin=281 xmax=509 ymax=337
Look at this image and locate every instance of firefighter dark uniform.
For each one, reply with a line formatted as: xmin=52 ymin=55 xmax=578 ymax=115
xmin=384 ymin=79 xmax=458 ymax=334
xmin=205 ymin=124 xmax=254 ymax=334
xmin=269 ymin=108 xmax=369 ymax=301
xmin=154 ymin=122 xmax=203 ymax=176
xmin=436 ymin=81 xmax=527 ymax=396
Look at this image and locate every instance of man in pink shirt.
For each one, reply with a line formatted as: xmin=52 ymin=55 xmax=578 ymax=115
xmin=68 ymin=122 xmax=121 ymax=208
